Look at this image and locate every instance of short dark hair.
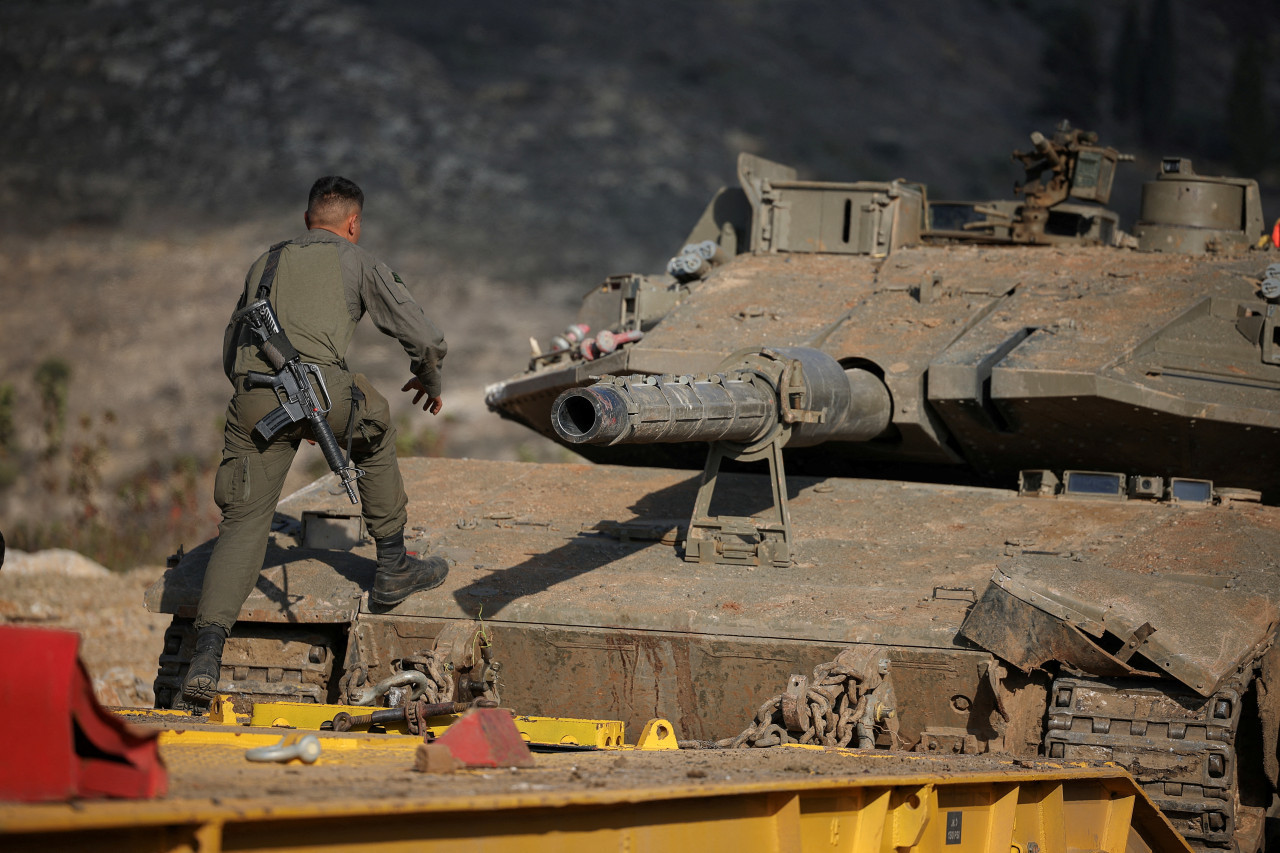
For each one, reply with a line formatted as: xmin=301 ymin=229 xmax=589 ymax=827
xmin=307 ymin=176 xmax=364 ymax=225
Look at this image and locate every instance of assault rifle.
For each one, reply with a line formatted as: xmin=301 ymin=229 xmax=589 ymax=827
xmin=231 ymin=298 xmax=362 ymax=504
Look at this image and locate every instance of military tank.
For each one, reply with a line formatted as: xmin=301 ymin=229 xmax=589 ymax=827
xmin=150 ymin=125 xmax=1279 ymax=852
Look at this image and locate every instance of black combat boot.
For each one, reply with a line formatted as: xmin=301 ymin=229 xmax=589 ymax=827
xmin=370 ymin=531 xmax=448 ymax=608
xmin=181 ymin=625 xmax=228 ymax=705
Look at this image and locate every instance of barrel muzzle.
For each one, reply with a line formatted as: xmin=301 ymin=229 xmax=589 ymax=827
xmin=553 ymin=383 xmax=634 ymax=445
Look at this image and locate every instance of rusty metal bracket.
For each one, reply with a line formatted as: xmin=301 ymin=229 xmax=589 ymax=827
xmin=683 ymin=430 xmax=793 ymax=568
xmin=778 ymin=358 xmax=825 ymax=425
xmin=681 ymin=349 xmax=801 ymax=567
xmin=1114 ymin=622 xmax=1156 ymax=663
xmin=433 ymin=620 xmax=502 ymax=706
xmin=979 ymin=659 xmax=1012 ymax=723
xmin=779 ymin=674 xmax=811 ymax=732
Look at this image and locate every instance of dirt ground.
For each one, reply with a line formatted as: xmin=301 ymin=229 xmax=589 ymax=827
xmin=0 ymin=548 xmax=172 ymax=707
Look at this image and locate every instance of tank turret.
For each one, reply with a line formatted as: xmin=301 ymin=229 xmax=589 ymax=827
xmin=488 ymin=127 xmax=1280 ymax=498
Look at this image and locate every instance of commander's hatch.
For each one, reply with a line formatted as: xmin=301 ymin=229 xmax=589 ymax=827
xmin=958 ymin=554 xmax=1278 ymax=698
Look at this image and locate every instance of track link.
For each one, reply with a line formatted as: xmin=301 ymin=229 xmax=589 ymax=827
xmin=1044 ymin=676 xmax=1244 ymax=851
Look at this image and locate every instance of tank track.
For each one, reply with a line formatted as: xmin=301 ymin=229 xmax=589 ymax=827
xmin=1044 ymin=676 xmax=1244 ymax=851
xmin=152 ymin=616 xmax=338 ymax=710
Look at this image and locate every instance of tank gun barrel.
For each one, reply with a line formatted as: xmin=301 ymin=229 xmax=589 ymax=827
xmin=554 ymin=371 xmax=776 ymax=446
xmin=1029 ymin=130 xmax=1061 ymax=168
xmin=551 ymin=346 xmax=891 ymax=448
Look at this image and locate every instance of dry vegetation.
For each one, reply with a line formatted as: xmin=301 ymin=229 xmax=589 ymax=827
xmin=0 ymin=549 xmax=169 ymax=707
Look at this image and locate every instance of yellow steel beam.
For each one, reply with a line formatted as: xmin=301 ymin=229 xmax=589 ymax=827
xmin=116 ymin=695 xmax=249 ymax=726
xmin=248 ymin=700 xmax=404 ymax=731
xmin=0 ymin=753 xmax=1191 ymax=853
xmin=245 ymin=702 xmax=626 ymax=748
xmin=157 ymin=728 xmax=417 ymax=760
xmin=512 ymin=714 xmax=626 ymax=748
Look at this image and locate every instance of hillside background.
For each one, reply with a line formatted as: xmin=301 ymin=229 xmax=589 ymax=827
xmin=1 ymin=0 xmax=1277 ymax=568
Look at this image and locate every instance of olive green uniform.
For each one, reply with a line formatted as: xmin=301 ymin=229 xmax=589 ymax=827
xmin=196 ymin=228 xmax=447 ymax=632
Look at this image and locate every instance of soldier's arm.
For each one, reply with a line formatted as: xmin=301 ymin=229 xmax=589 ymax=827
xmin=359 ymin=261 xmax=448 ymax=399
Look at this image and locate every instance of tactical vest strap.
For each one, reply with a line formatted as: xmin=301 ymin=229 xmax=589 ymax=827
xmin=254 ymin=240 xmax=291 ymax=302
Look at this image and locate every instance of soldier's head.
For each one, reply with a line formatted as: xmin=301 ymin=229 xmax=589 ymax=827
xmin=305 ymin=176 xmax=364 ymax=244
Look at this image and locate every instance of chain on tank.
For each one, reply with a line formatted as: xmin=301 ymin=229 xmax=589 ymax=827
xmin=683 ymin=649 xmax=899 ymax=750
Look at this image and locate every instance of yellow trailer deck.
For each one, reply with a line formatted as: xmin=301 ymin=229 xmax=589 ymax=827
xmin=0 ymin=707 xmax=1192 ymax=853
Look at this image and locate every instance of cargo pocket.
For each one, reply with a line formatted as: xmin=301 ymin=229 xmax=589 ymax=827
xmin=213 ymin=455 xmax=256 ymax=510
xmin=353 ymin=373 xmax=392 ymax=442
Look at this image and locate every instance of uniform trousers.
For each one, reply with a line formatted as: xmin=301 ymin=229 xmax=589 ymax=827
xmin=195 ymin=367 xmax=406 ymax=631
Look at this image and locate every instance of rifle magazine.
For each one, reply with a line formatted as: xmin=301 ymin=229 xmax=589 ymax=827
xmin=254 ymin=405 xmax=298 ymax=441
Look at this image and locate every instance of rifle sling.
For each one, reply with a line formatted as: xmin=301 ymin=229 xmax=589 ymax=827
xmin=227 ymin=240 xmax=290 ymax=374
xmin=255 ymin=240 xmax=290 ymax=301
xmin=245 ymin=240 xmax=357 ymax=474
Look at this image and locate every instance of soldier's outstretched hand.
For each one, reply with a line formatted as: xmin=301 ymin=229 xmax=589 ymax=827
xmin=402 ymin=378 xmax=443 ymax=415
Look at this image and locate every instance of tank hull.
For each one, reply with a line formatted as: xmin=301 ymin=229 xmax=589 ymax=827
xmin=148 ymin=456 xmax=1280 ymax=849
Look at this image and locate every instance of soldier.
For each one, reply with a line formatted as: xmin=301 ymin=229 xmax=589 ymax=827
xmin=181 ymin=176 xmax=449 ymax=706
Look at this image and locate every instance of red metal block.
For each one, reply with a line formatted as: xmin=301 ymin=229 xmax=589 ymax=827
xmin=0 ymin=626 xmax=167 ymax=801
xmin=432 ymin=708 xmax=535 ymax=768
